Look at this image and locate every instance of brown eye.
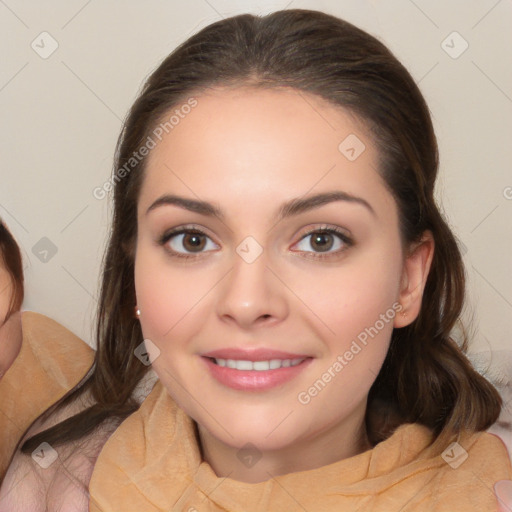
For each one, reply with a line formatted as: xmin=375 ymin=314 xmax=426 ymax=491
xmin=309 ymin=232 xmax=335 ymax=252
xmin=159 ymin=227 xmax=218 ymax=259
xmin=292 ymin=227 xmax=353 ymax=260
xmin=182 ymin=232 xmax=207 ymax=252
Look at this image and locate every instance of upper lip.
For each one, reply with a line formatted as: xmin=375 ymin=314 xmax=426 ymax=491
xmin=201 ymin=348 xmax=311 ymax=361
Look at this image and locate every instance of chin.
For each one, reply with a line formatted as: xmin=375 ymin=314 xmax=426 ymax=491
xmin=197 ymin=410 xmax=303 ymax=451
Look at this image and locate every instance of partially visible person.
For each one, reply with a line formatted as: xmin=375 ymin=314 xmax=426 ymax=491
xmin=470 ymin=347 xmax=512 ymax=511
xmin=0 ymin=220 xmax=95 ymax=480
xmin=0 ymin=220 xmax=24 ymax=378
xmin=469 ymin=348 xmax=512 ymax=461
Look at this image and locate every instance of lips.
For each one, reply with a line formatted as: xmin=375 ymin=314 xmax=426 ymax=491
xmin=200 ymin=348 xmax=313 ymax=391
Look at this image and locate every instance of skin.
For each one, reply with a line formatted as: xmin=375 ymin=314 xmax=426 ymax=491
xmin=134 ymin=86 xmax=434 ymax=483
xmin=0 ymin=262 xmax=22 ymax=379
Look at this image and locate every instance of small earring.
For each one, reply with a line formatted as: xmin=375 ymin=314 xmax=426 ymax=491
xmin=135 ymin=307 xmax=141 ymax=319
xmin=400 ymin=310 xmax=407 ymax=318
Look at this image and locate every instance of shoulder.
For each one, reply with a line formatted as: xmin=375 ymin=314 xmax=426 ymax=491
xmin=20 ymin=311 xmax=94 ymax=365
xmin=463 ymin=429 xmax=512 ymax=470
xmin=0 ymin=390 xmax=119 ymax=512
xmin=433 ymin=428 xmax=512 ymax=480
xmin=3 ymin=310 xmax=95 ymax=393
xmin=0 ymin=312 xmax=95 ymax=480
xmin=424 ymin=430 xmax=512 ymax=511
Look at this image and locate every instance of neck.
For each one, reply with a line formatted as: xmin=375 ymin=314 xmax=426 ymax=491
xmin=197 ymin=406 xmax=372 ymax=484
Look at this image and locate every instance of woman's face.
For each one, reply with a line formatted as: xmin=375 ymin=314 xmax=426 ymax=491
xmin=135 ymin=87 xmax=420 ymax=459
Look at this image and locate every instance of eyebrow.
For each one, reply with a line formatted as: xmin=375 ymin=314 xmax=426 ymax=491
xmin=146 ymin=191 xmax=376 ymax=221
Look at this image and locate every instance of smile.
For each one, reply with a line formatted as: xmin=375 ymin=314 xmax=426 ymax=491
xmin=202 ymin=355 xmax=312 ymax=391
xmin=210 ymin=357 xmax=306 ymax=371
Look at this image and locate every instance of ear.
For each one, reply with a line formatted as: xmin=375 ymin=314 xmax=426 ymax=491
xmin=394 ymin=231 xmax=435 ymax=328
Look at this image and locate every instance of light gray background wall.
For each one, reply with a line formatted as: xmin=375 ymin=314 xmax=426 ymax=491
xmin=1 ymin=0 xmax=511 ymax=352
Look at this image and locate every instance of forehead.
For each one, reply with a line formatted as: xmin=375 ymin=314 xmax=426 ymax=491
xmin=139 ymin=86 xmax=393 ymax=216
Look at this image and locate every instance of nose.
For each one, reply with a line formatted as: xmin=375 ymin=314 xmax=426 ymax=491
xmin=216 ymin=245 xmax=289 ymax=330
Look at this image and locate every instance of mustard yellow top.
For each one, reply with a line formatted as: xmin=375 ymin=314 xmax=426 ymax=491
xmin=89 ymin=379 xmax=512 ymax=512
xmin=0 ymin=312 xmax=94 ymax=477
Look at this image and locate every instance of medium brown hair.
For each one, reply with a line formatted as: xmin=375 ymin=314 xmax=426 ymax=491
xmin=0 ymin=220 xmax=24 ymax=318
xmin=22 ymin=8 xmax=501 ymax=455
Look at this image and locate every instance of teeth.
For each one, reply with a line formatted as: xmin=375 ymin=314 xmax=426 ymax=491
xmin=213 ymin=358 xmax=304 ymax=370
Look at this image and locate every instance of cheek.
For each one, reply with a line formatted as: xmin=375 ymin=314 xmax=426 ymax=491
xmin=134 ymin=263 xmax=174 ymax=338
xmin=289 ymin=248 xmax=402 ymax=408
xmin=293 ymin=251 xmax=402 ymax=342
xmin=134 ymin=245 xmax=215 ymax=348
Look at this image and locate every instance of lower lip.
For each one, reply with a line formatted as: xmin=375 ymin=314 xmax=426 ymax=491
xmin=202 ymin=357 xmax=312 ymax=391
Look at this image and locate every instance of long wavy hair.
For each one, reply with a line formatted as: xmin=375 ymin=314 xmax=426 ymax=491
xmin=22 ymin=8 xmax=501 ymax=455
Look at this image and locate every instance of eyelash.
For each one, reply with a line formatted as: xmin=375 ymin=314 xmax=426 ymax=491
xmin=158 ymin=224 xmax=353 ymax=261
